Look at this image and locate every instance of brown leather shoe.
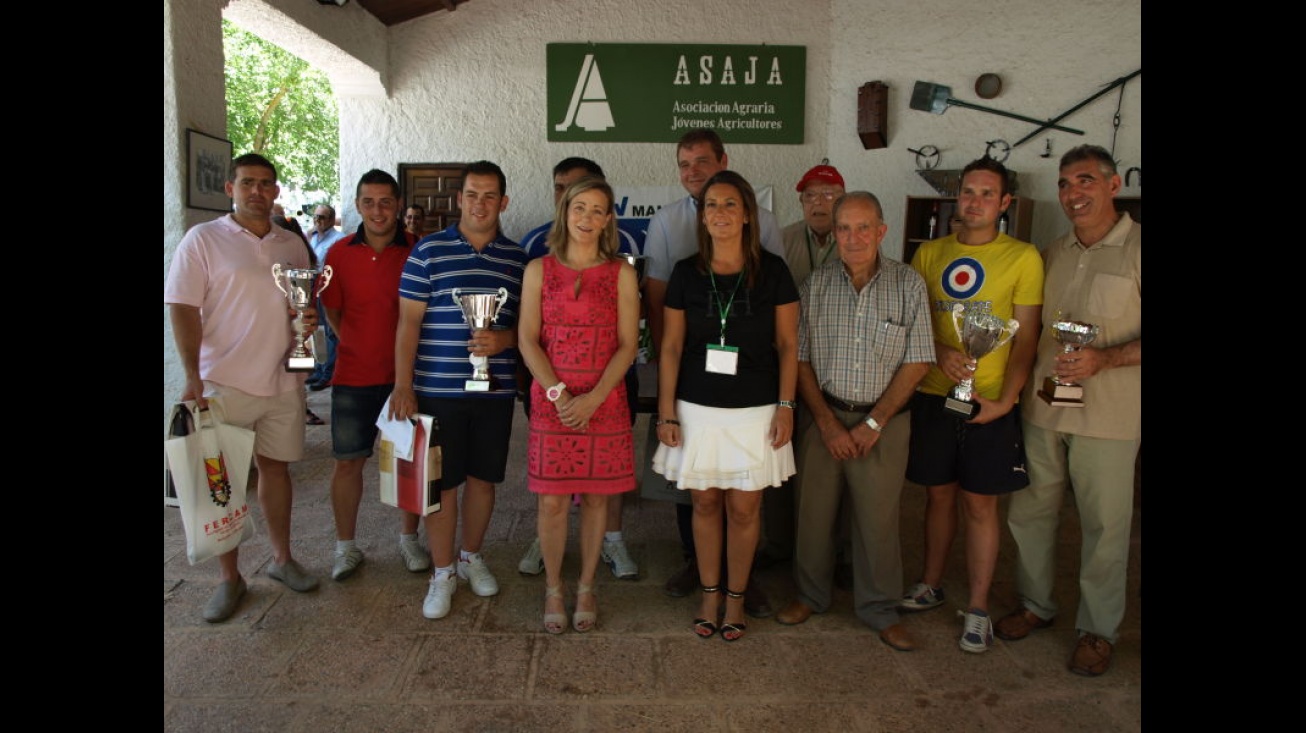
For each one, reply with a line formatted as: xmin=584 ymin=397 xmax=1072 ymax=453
xmin=1068 ymin=633 xmax=1113 ymax=676
xmin=995 ymin=607 xmax=1053 ymax=641
xmin=878 ymin=623 xmax=916 ymax=652
xmin=776 ymin=599 xmax=814 ymax=625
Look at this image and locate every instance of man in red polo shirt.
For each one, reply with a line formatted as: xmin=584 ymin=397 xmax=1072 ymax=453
xmin=319 ymin=169 xmax=430 ymax=581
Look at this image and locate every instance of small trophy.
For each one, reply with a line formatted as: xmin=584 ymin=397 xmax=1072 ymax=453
xmin=272 ymin=263 xmax=333 ymax=372
xmin=944 ymin=303 xmax=1020 ymax=419
xmin=451 ymin=287 xmax=509 ymax=391
xmin=1037 ymin=316 xmax=1101 ymax=408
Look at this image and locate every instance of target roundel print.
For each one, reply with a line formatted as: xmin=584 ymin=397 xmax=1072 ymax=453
xmin=941 ymin=257 xmax=984 ymax=300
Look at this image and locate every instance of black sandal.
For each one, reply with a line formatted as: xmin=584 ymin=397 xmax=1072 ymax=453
xmin=693 ymin=585 xmax=720 ymax=638
xmin=721 ymin=588 xmax=748 ymax=642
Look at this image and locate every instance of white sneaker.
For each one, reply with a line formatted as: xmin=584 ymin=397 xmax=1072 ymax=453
xmin=422 ymin=573 xmax=457 ymax=619
xmin=399 ymin=537 xmax=432 ymax=573
xmin=959 ymin=608 xmax=995 ymax=653
xmin=601 ymin=539 xmax=639 ymax=580
xmin=457 ymin=553 xmax=500 ymax=597
xmin=518 ymin=537 xmax=544 ymax=575
xmin=331 ymin=546 xmax=365 ymax=581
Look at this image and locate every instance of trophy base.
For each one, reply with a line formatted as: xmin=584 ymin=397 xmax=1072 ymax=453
xmin=464 ymin=379 xmax=491 ymax=392
xmin=286 ymin=356 xmax=317 ymax=372
xmin=943 ymin=395 xmax=978 ymax=419
xmin=1040 ymin=377 xmax=1084 ymax=402
xmin=1037 ymin=389 xmax=1085 ymax=408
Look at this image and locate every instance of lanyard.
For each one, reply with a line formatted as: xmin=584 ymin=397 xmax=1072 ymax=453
xmin=708 ymin=268 xmax=745 ymax=346
xmin=806 ymin=227 xmax=835 ymax=271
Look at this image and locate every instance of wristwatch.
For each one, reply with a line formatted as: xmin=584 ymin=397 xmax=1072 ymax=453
xmin=863 ymin=414 xmax=883 ymax=432
xmin=546 ymin=382 xmax=567 ymax=403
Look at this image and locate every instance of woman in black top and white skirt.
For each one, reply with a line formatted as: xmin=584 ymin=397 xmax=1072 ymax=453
xmin=652 ymin=170 xmax=800 ymax=642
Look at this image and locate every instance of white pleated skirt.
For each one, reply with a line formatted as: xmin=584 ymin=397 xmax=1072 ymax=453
xmin=651 ymin=400 xmax=796 ymax=491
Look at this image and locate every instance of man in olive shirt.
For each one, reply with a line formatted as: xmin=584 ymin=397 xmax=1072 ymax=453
xmin=996 ymin=144 xmax=1141 ymax=677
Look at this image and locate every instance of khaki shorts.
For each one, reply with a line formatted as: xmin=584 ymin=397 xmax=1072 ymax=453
xmin=203 ymin=382 xmax=306 ymax=463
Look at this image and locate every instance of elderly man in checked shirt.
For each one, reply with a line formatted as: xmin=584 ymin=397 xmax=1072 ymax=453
xmin=774 ymin=191 xmax=934 ymax=653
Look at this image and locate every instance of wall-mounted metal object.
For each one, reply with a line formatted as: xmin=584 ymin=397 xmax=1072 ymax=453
xmin=1012 ymin=69 xmax=1141 ymax=148
xmin=985 ymin=139 xmax=1011 ymax=163
xmin=910 ymin=81 xmax=1084 ymax=135
xmin=907 ymin=145 xmax=941 ymax=170
xmin=1126 ymin=167 xmax=1141 ymax=187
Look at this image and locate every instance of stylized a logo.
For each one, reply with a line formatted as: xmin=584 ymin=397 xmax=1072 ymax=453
xmin=555 ymin=54 xmax=614 ymax=132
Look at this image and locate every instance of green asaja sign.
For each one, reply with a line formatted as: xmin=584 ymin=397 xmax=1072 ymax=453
xmin=548 ymin=43 xmax=806 ymax=144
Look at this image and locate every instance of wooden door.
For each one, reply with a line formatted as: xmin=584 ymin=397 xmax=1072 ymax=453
xmin=399 ymin=163 xmax=468 ymax=237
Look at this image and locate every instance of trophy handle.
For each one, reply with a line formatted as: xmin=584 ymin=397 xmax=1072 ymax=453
xmin=995 ymin=319 xmax=1021 ymax=351
xmin=271 ymin=263 xmax=288 ymax=296
xmin=315 ymin=265 xmax=333 ymax=298
xmin=494 ymin=287 xmax=509 ymax=313
xmin=950 ymin=303 xmax=966 ymax=343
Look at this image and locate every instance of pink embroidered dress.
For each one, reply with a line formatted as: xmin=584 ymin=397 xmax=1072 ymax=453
xmin=526 ymin=255 xmax=635 ymax=495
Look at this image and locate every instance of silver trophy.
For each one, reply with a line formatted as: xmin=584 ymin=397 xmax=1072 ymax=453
xmin=272 ymin=263 xmax=333 ymax=372
xmin=1037 ymin=315 xmax=1101 ymax=408
xmin=944 ymin=303 xmax=1020 ymax=419
xmin=451 ymin=287 xmax=509 ymax=391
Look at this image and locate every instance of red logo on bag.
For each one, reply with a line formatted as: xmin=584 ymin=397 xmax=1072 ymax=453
xmin=206 ymin=455 xmax=232 ymax=507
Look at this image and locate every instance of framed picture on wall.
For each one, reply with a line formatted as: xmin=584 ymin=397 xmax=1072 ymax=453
xmin=186 ymin=129 xmax=232 ymax=212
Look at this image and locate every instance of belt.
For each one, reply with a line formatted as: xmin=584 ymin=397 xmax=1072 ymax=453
xmin=821 ymin=391 xmax=876 ymax=413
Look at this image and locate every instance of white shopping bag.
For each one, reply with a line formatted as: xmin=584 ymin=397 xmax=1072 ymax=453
xmin=163 ymin=402 xmax=257 ymax=564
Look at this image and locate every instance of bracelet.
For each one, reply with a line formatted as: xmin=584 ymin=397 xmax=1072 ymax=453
xmin=777 ymin=400 xmax=797 ymax=409
xmin=656 ymin=419 xmax=680 ymax=427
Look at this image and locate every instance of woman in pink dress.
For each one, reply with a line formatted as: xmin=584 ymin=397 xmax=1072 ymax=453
xmin=517 ymin=176 xmax=640 ymax=634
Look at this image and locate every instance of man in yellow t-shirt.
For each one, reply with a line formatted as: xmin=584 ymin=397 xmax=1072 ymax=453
xmin=903 ymin=157 xmax=1043 ymax=654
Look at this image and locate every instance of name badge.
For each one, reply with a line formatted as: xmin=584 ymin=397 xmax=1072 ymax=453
xmin=705 ymin=344 xmax=739 ymax=375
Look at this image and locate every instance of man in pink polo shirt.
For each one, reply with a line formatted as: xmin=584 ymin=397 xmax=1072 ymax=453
xmin=165 ymin=152 xmax=321 ymax=623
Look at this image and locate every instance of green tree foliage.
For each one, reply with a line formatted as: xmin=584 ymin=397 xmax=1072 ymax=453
xmin=223 ymin=20 xmax=339 ymax=198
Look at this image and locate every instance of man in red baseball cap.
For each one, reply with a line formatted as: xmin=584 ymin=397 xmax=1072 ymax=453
xmin=782 ymin=164 xmax=846 ymax=285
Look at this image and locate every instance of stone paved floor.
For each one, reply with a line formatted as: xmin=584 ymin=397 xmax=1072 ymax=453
xmin=164 ymin=389 xmax=1142 ymax=732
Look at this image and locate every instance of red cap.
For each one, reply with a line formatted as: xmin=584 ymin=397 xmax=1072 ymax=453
xmin=795 ymin=164 xmax=845 ymax=192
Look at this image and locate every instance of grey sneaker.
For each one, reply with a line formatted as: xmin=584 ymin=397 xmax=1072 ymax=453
xmin=457 ymin=553 xmax=500 ymax=597
xmin=518 ymin=537 xmax=544 ymax=576
xmin=422 ymin=573 xmax=457 ymax=619
xmin=399 ymin=537 xmax=432 ymax=573
xmin=203 ymin=577 xmax=247 ymax=623
xmin=899 ymin=582 xmax=944 ymax=612
xmin=959 ymin=608 xmax=994 ymax=653
xmin=332 ymin=546 xmax=365 ymax=581
xmin=601 ymin=539 xmax=639 ymax=580
xmin=268 ymin=559 xmax=320 ymax=592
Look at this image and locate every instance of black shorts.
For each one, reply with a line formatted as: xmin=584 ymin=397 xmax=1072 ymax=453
xmin=905 ymin=393 xmax=1030 ymax=495
xmin=415 ymin=395 xmax=515 ymax=489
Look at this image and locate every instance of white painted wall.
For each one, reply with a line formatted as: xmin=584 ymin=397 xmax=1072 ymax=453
xmin=164 ymin=0 xmax=1140 ymax=414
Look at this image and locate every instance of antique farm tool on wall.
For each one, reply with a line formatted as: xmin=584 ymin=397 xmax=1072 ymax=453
xmin=907 ymin=145 xmax=941 ymax=170
xmin=909 ymin=81 xmax=1084 ymax=135
xmin=1012 ymin=69 xmax=1141 ymax=148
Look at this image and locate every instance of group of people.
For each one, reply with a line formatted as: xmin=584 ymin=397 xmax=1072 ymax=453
xmin=165 ymin=130 xmax=1139 ymax=677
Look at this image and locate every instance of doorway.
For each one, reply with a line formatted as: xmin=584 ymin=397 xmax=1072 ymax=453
xmin=399 ymin=163 xmax=468 ymax=237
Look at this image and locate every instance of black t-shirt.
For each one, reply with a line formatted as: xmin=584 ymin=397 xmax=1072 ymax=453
xmin=665 ymin=250 xmax=799 ymax=408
